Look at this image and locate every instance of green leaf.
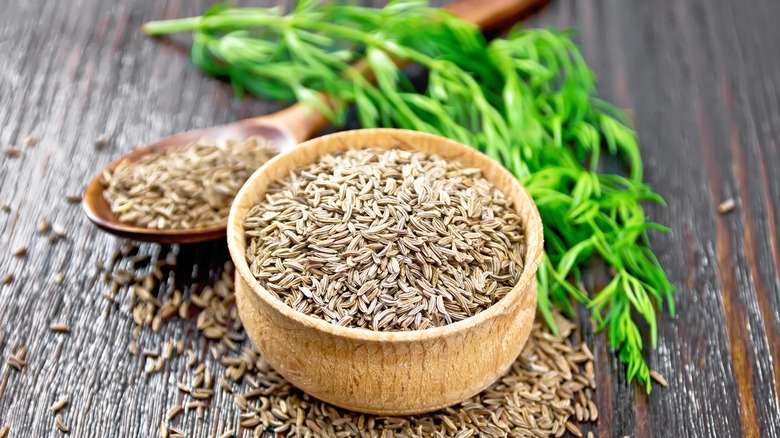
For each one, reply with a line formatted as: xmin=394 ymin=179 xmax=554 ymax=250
xmin=144 ymin=0 xmax=675 ymax=392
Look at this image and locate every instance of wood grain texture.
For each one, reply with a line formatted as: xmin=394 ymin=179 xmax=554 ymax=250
xmin=0 ymin=0 xmax=779 ymax=436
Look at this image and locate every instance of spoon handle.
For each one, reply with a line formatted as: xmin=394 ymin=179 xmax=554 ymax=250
xmin=259 ymin=0 xmax=548 ymax=144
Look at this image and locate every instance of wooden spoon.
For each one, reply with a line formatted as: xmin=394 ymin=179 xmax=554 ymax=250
xmin=83 ymin=0 xmax=548 ymax=244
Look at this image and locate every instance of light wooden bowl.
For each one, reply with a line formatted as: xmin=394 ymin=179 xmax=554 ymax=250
xmin=228 ymin=129 xmax=544 ymax=415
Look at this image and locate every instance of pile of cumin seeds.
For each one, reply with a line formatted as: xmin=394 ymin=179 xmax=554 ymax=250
xmin=102 ymin=137 xmax=277 ymax=230
xmin=212 ymin=312 xmax=595 ymax=438
xmin=243 ymin=148 xmax=527 ymax=331
xmin=101 ymin=243 xmax=596 ymax=437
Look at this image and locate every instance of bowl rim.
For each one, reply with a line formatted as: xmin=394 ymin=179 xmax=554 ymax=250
xmin=228 ymin=128 xmax=544 ymax=342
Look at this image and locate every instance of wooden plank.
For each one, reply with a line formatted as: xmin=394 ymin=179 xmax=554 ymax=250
xmin=1 ymin=0 xmax=780 ymax=436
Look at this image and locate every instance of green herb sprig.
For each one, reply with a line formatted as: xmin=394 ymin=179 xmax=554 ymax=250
xmin=144 ymin=0 xmax=675 ymax=391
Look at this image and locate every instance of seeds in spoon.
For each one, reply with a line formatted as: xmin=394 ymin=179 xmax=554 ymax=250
xmin=102 ymin=137 xmax=276 ymax=230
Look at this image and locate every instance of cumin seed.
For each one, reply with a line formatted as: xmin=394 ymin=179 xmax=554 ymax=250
xmin=39 ymin=218 xmax=51 ymax=234
xmin=55 ymin=413 xmax=70 ymax=433
xmin=48 ymin=395 xmax=68 ymax=412
xmin=649 ymin=370 xmax=668 ymax=387
xmin=718 ymin=198 xmax=736 ymax=214
xmin=165 ymin=405 xmax=182 ymax=421
xmin=23 ymin=135 xmax=37 ymax=147
xmin=49 ymin=323 xmax=69 ymax=333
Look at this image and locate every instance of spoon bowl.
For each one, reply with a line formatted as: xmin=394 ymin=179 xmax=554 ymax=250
xmin=82 ymin=109 xmax=314 ymax=244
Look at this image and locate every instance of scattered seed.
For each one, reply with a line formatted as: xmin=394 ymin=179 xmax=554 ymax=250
xmin=203 ymin=326 xmax=224 ymax=339
xmin=649 ymin=370 xmax=668 ymax=387
xmin=233 ymin=394 xmax=247 ymax=411
xmin=185 ymin=350 xmax=196 ymax=368
xmin=191 ymin=389 xmax=213 ymax=400
xmin=240 ymin=417 xmax=261 ymax=428
xmin=98 ymin=239 xmax=596 ymax=438
xmin=49 ymin=395 xmax=69 ymax=412
xmin=162 ymin=340 xmax=173 ymax=359
xmin=218 ymin=429 xmax=234 ymax=438
xmin=4 ymin=147 xmax=20 ymax=158
xmin=49 ymin=323 xmax=69 ymax=333
xmin=176 ymin=340 xmax=185 ymax=355
xmin=1 ymin=203 xmax=9 ymax=212
xmin=39 ymin=218 xmax=51 ymax=234
xmin=718 ymin=198 xmax=736 ymax=214
xmin=94 ymin=137 xmax=109 ymax=149
xmin=49 ymin=225 xmax=66 ymax=243
xmin=565 ymin=421 xmax=583 ymax=437
xmin=6 ymin=346 xmax=27 ymax=370
xmin=55 ymin=413 xmax=70 ymax=433
xmin=186 ymin=401 xmax=205 ymax=410
xmin=0 ymin=425 xmax=7 ymax=438
xmin=588 ymin=399 xmax=599 ymax=421
xmin=65 ymin=195 xmax=82 ymax=204
xmin=23 ymin=135 xmax=37 ymax=147
xmin=165 ymin=405 xmax=182 ymax=422
xmin=219 ymin=377 xmax=232 ymax=393
xmin=12 ymin=246 xmax=27 ymax=257
xmin=2 ymin=274 xmax=12 ymax=285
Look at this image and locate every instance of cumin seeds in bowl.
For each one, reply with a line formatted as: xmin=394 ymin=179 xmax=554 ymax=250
xmin=102 ymin=137 xmax=276 ymax=230
xmin=230 ymin=129 xmax=544 ymax=414
xmin=243 ymin=147 xmax=527 ymax=331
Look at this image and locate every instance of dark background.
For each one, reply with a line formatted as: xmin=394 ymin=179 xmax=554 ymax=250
xmin=1 ymin=0 xmax=779 ymax=436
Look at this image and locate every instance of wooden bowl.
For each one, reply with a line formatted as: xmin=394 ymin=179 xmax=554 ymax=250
xmin=227 ymin=129 xmax=544 ymax=415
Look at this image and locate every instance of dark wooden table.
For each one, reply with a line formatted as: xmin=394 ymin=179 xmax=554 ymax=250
xmin=1 ymin=0 xmax=779 ymax=436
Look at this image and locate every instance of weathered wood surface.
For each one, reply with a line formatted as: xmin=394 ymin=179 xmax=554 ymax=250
xmin=1 ymin=0 xmax=779 ymax=436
